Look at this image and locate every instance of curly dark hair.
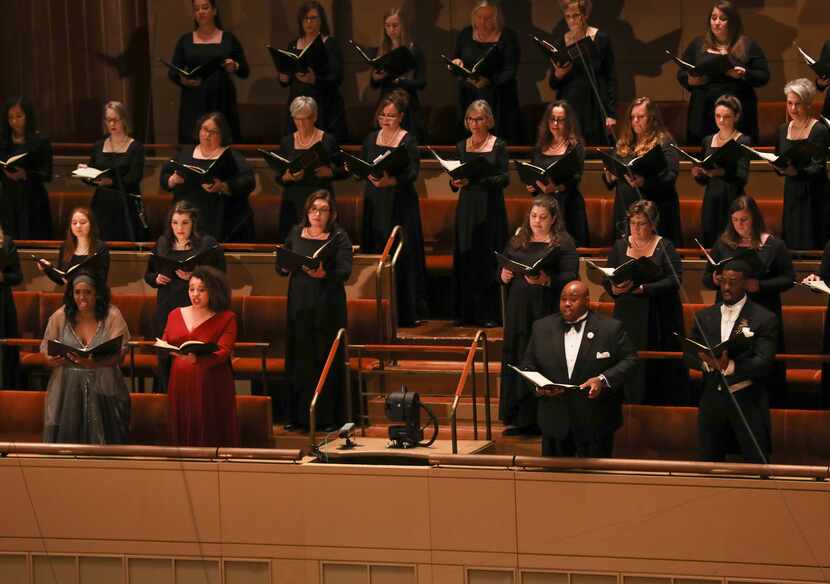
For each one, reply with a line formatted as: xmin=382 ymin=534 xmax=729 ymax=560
xmin=509 ymin=195 xmax=572 ymax=250
xmin=63 ymin=271 xmax=111 ymax=325
xmin=191 ymin=265 xmax=230 ymax=312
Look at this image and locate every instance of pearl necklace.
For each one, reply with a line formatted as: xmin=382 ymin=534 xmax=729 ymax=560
xmin=378 ymin=128 xmax=402 ymax=147
xmin=468 ymin=134 xmax=490 ymax=151
xmin=296 ymin=130 xmax=317 ymax=149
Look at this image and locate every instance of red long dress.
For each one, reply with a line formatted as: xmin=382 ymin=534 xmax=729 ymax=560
xmin=164 ymin=308 xmax=240 ymax=446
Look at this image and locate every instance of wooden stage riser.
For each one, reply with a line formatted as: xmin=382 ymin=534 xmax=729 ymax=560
xmin=53 ymin=156 xmax=797 ymax=200
xmin=1 ymin=457 xmax=827 ymax=584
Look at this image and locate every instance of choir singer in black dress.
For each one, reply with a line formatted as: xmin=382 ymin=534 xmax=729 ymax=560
xmin=369 ymin=8 xmax=427 ymax=142
xmin=603 ymin=97 xmax=682 ymax=246
xmin=604 ymin=200 xmax=688 ymax=405
xmin=527 ymin=100 xmax=589 ymax=246
xmin=693 ymin=94 xmax=751 ymax=247
xmin=357 ymin=90 xmax=428 ymax=327
xmin=36 ymin=207 xmax=110 ymax=287
xmin=452 ymin=100 xmax=508 ymax=327
xmin=803 ymin=241 xmax=830 ymax=409
xmin=450 ymin=0 xmax=523 ymax=144
xmin=0 ymin=226 xmax=22 ymax=389
xmin=168 ymin=0 xmax=249 ymax=144
xmin=81 ymin=101 xmax=147 ymax=242
xmin=499 ymin=195 xmax=578 ymax=436
xmin=276 ymin=190 xmax=352 ymax=432
xmin=702 ymin=196 xmax=793 ymax=405
xmin=815 ymin=41 xmax=830 ymax=119
xmin=684 ymin=261 xmax=777 ymax=463
xmin=145 ymin=201 xmax=225 ymax=392
xmin=521 ymin=280 xmax=637 ymax=457
xmin=161 ymin=112 xmax=255 ymax=242
xmin=0 ymin=96 xmax=52 ymax=240
xmin=548 ymin=0 xmax=618 ymax=146
xmin=275 ymin=96 xmax=342 ymax=243
xmin=676 ymin=1 xmax=769 ymax=145
xmin=279 ymin=1 xmax=348 ymax=142
xmin=777 ymin=78 xmax=830 ymax=251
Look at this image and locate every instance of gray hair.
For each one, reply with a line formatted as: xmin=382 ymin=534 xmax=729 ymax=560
xmin=784 ymin=78 xmax=817 ymax=104
xmin=103 ymin=100 xmax=132 ymax=135
xmin=289 ymin=96 xmax=318 ymax=119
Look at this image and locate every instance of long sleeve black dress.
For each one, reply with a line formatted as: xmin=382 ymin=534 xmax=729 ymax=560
xmin=777 ymin=122 xmax=830 ymax=251
xmin=275 ymin=132 xmax=340 ymax=243
xmin=280 ymin=36 xmax=348 ymax=142
xmin=160 ymin=148 xmax=256 ymax=242
xmin=44 ymin=241 xmax=110 ymax=287
xmin=0 ymin=133 xmax=52 ymax=240
xmin=695 ymin=133 xmax=752 ymax=247
xmin=548 ymin=31 xmax=617 ymax=146
xmin=169 ymin=31 xmax=249 ymax=144
xmin=0 ymin=236 xmax=22 ymax=389
xmin=605 ymin=237 xmax=688 ymax=405
xmin=87 ymin=139 xmax=147 ymax=242
xmin=818 ymin=41 xmax=830 ymax=119
xmin=452 ymin=26 xmax=524 ymax=145
xmin=360 ymin=131 xmax=428 ymax=326
xmin=370 ymin=44 xmax=428 ymax=142
xmin=144 ymin=235 xmax=225 ymax=392
xmin=531 ymin=144 xmax=589 ymax=246
xmin=278 ymin=225 xmax=352 ymax=428
xmin=677 ymin=36 xmax=769 ymax=145
xmin=702 ymin=236 xmax=794 ymax=405
xmin=453 ymin=138 xmax=509 ymax=325
xmin=608 ymin=138 xmax=683 ymax=246
xmin=499 ymin=239 xmax=578 ymax=429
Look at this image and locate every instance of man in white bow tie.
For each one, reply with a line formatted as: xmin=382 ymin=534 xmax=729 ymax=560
xmin=683 ymin=260 xmax=778 ymax=463
xmin=521 ymin=280 xmax=637 ymax=457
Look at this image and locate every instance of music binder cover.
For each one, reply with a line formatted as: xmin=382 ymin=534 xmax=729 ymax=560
xmin=34 ymin=249 xmax=106 ymax=281
xmin=258 ymin=142 xmax=330 ymax=175
xmin=670 ymin=139 xmax=744 ymax=170
xmin=170 ymin=148 xmax=236 ymax=184
xmin=507 ymin=364 xmax=580 ymax=394
xmin=0 ymin=152 xmax=27 ymax=170
xmin=441 ymin=45 xmax=498 ymax=80
xmin=795 ymin=44 xmax=830 ymax=78
xmin=276 ymin=236 xmax=337 ymax=272
xmin=674 ymin=331 xmax=752 ymax=359
xmin=428 ymin=148 xmax=501 ymax=182
xmin=153 ymin=338 xmax=219 ymax=355
xmin=514 ymin=147 xmax=581 ymax=185
xmin=160 ymin=56 xmax=224 ymax=79
xmin=267 ymin=35 xmax=327 ymax=75
xmin=152 ymin=245 xmax=220 ymax=278
xmin=597 ymin=144 xmax=667 ymax=178
xmin=585 ymin=256 xmax=661 ymax=287
xmin=666 ymin=50 xmax=734 ymax=77
xmin=349 ymin=41 xmax=416 ymax=79
xmin=48 ymin=335 xmax=124 ymax=360
xmin=695 ymin=240 xmax=764 ymax=275
xmin=340 ymin=146 xmax=409 ymax=180
xmin=495 ymin=247 xmax=556 ymax=277
xmin=741 ymin=141 xmax=824 ymax=171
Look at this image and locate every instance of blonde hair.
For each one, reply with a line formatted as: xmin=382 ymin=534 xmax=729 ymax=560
xmin=464 ymin=100 xmax=495 ymax=132
xmin=379 ymin=7 xmax=411 ymax=55
xmin=471 ymin=0 xmax=504 ymax=33
xmin=616 ymin=97 xmax=673 ymax=157
xmin=102 ymin=101 xmax=132 ymax=135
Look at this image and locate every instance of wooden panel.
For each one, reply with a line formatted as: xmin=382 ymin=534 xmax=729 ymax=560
xmin=370 ymin=565 xmax=417 ymax=584
xmin=33 ymin=555 xmax=76 ymax=584
xmin=467 ymin=569 xmax=514 ymax=584
xmin=0 ymin=555 xmax=28 ymax=584
xmin=225 ymin=560 xmax=270 ymax=584
xmin=174 ymin=559 xmax=220 ymax=584
xmin=322 ymin=563 xmax=367 ymax=584
xmin=520 ymin=573 xmax=568 ymax=584
xmin=128 ymin=557 xmax=173 ymax=584
xmin=79 ymin=557 xmax=123 ymax=584
xmin=571 ymin=575 xmax=617 ymax=584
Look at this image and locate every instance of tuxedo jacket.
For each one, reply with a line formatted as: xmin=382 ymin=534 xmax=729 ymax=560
xmin=521 ymin=311 xmax=637 ymax=442
xmin=683 ymin=299 xmax=778 ymax=394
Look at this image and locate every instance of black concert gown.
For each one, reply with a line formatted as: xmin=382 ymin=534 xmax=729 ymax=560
xmin=818 ymin=239 xmax=830 ymax=408
xmin=278 ymin=225 xmax=352 ymax=427
xmin=0 ymin=134 xmax=52 ymax=240
xmin=695 ymin=133 xmax=751 ymax=247
xmin=44 ymin=241 xmax=110 ymax=287
xmin=360 ymin=131 xmax=427 ymax=325
xmin=87 ymin=139 xmax=147 ymax=242
xmin=605 ymin=237 xmax=688 ymax=405
xmin=280 ymin=36 xmax=348 ymax=142
xmin=499 ymin=240 xmax=578 ymax=428
xmin=608 ymin=139 xmax=683 ymax=246
xmin=0 ymin=237 xmax=22 ymax=389
xmin=819 ymin=41 xmax=830 ymax=119
xmin=702 ymin=236 xmax=794 ymax=405
xmin=452 ymin=26 xmax=524 ymax=144
xmin=160 ymin=148 xmax=256 ymax=242
xmin=531 ymin=145 xmax=589 ymax=246
xmin=275 ymin=132 xmax=340 ymax=243
xmin=169 ymin=31 xmax=249 ymax=143
xmin=677 ymin=37 xmax=769 ymax=145
xmin=777 ymin=122 xmax=830 ymax=251
xmin=369 ymin=44 xmax=428 ymax=142
xmin=548 ymin=31 xmax=618 ymax=146
xmin=453 ymin=138 xmax=509 ymax=325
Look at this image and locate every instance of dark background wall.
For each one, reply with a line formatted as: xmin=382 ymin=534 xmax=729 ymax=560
xmin=1 ymin=0 xmax=827 ymax=143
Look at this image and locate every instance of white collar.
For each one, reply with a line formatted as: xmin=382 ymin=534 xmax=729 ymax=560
xmin=720 ymin=294 xmax=747 ymax=316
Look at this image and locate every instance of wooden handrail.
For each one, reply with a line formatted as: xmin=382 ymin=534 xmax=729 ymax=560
xmin=309 ymin=328 xmax=349 ymax=450
xmin=428 ymin=453 xmax=830 ymax=479
xmin=449 ymin=330 xmax=486 ymax=454
xmin=0 ymin=441 xmax=302 ymax=461
xmin=376 ymin=225 xmax=403 ymax=340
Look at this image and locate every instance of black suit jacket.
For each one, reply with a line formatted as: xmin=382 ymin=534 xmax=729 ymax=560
xmin=683 ymin=298 xmax=778 ymax=393
xmin=521 ymin=311 xmax=637 ymax=442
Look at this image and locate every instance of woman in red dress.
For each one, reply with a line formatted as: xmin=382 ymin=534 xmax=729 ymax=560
xmin=164 ymin=265 xmax=239 ymax=446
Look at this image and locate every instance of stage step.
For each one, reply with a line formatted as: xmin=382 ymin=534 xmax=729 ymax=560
xmin=365 ymin=395 xmax=499 ymax=424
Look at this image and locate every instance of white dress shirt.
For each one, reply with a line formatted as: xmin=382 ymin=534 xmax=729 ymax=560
xmin=720 ymin=294 xmax=747 ymax=342
xmin=564 ymin=313 xmax=588 ymax=380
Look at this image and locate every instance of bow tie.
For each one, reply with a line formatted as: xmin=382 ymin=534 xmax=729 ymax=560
xmin=564 ymin=320 xmax=585 ymax=333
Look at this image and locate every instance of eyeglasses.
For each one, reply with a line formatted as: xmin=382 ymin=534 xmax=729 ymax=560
xmin=309 ymin=206 xmax=331 ymax=214
xmin=466 ymin=116 xmax=486 ymax=123
xmin=549 ymin=117 xmax=567 ymax=124
xmin=200 ymin=128 xmax=220 ymax=136
xmin=378 ymin=113 xmax=400 ymax=119
xmin=303 ymin=15 xmax=319 ymax=21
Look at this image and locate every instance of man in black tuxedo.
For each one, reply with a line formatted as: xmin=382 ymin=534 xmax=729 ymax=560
xmin=683 ymin=261 xmax=778 ymax=464
xmin=521 ymin=280 xmax=637 ymax=457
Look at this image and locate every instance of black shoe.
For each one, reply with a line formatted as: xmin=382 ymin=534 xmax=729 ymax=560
xmin=319 ymin=425 xmax=338 ymax=433
xmin=478 ymin=320 xmax=499 ymax=328
xmin=502 ymin=425 xmax=523 ymax=436
xmin=283 ymin=423 xmax=298 ymax=431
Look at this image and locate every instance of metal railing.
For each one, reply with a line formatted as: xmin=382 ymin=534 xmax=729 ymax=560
xmin=449 ymin=330 xmax=491 ymax=454
xmin=308 ymin=328 xmax=351 ymax=450
xmin=375 ymin=225 xmax=403 ymax=342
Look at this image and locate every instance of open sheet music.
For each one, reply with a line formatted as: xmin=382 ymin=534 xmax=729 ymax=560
xmin=670 ymin=140 xmax=743 ymax=170
xmin=596 ymin=144 xmax=667 ymax=179
xmin=584 ymin=257 xmax=661 ymax=287
xmin=428 ymin=148 xmax=500 ymax=181
xmin=441 ymin=46 xmax=497 ymax=80
xmin=48 ymin=335 xmax=123 ymax=360
xmin=514 ymin=147 xmax=581 ymax=186
xmin=507 ymin=364 xmax=580 ymax=395
xmin=267 ymin=35 xmax=326 ymax=75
